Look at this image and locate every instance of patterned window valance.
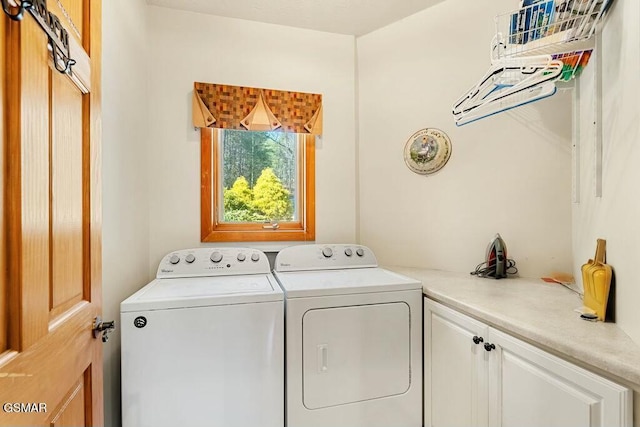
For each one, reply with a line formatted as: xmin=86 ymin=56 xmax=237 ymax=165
xmin=193 ymin=82 xmax=323 ymax=135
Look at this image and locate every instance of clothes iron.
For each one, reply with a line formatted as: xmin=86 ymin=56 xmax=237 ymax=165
xmin=485 ymin=233 xmax=508 ymax=279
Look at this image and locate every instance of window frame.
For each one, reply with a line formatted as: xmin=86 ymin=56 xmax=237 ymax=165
xmin=200 ymin=128 xmax=315 ymax=242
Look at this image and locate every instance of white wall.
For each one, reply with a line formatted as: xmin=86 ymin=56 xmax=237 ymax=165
xmin=357 ymin=0 xmax=574 ymax=278
xmin=573 ymin=0 xmax=640 ymax=343
xmin=102 ymin=1 xmax=149 ymax=426
xmin=146 ymin=6 xmax=357 ymax=275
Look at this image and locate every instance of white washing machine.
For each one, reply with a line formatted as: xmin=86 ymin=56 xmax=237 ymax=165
xmin=273 ymin=244 xmax=422 ymax=427
xmin=121 ymin=248 xmax=283 ymax=427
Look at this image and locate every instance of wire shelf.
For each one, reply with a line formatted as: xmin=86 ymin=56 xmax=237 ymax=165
xmin=451 ymin=0 xmax=612 ymax=126
xmin=493 ymin=0 xmax=611 ymax=59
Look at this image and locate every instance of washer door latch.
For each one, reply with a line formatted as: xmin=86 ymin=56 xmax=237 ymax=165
xmin=93 ymin=316 xmax=116 ymax=343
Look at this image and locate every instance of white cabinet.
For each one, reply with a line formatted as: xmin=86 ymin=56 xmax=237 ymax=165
xmin=424 ymin=298 xmax=489 ymax=427
xmin=424 ymin=298 xmax=632 ymax=427
xmin=487 ymin=327 xmax=632 ymax=427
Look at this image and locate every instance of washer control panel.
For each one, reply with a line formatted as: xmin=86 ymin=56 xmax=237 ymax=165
xmin=274 ymin=244 xmax=377 ymax=272
xmin=156 ymin=248 xmax=269 ymax=278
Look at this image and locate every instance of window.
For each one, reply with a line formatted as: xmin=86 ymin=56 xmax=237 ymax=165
xmin=201 ymin=128 xmax=315 ymax=242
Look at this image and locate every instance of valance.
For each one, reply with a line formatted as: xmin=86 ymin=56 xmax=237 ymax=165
xmin=193 ymin=82 xmax=323 ymax=135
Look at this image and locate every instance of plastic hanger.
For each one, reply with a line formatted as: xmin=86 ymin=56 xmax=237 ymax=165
xmin=454 ymin=81 xmax=557 ymax=126
xmin=453 ymin=55 xmax=562 ymax=116
xmin=453 ymin=55 xmax=562 ymax=126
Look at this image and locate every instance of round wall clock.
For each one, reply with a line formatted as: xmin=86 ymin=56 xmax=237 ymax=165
xmin=403 ymin=128 xmax=452 ymax=175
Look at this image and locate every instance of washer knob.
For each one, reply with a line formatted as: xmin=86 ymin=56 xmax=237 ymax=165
xmin=322 ymin=247 xmax=333 ymax=258
xmin=344 ymin=248 xmax=353 ymax=257
xmin=210 ymin=252 xmax=223 ymax=263
xmin=356 ymin=248 xmax=365 ymax=257
xmin=169 ymin=254 xmax=180 ymax=265
xmin=250 ymin=253 xmax=260 ymax=262
xmin=185 ymin=254 xmax=195 ymax=264
xmin=237 ymin=253 xmax=246 ymax=262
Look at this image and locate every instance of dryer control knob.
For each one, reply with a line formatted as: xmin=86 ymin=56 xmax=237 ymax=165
xmin=185 ymin=254 xmax=195 ymax=264
xmin=237 ymin=253 xmax=246 ymax=262
xmin=356 ymin=248 xmax=365 ymax=257
xmin=322 ymin=247 xmax=333 ymax=258
xmin=169 ymin=254 xmax=180 ymax=265
xmin=210 ymin=252 xmax=223 ymax=263
xmin=344 ymin=248 xmax=353 ymax=257
xmin=250 ymin=253 xmax=260 ymax=262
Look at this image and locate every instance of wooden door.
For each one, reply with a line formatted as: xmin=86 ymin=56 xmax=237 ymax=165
xmin=0 ymin=0 xmax=103 ymax=426
xmin=424 ymin=299 xmax=489 ymax=427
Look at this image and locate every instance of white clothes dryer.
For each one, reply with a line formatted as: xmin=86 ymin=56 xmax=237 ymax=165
xmin=273 ymin=244 xmax=422 ymax=427
xmin=121 ymin=248 xmax=283 ymax=427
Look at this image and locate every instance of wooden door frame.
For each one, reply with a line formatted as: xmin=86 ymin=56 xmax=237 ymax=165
xmin=85 ymin=1 xmax=104 ymax=421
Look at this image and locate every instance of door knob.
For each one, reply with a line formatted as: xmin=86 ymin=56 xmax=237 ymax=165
xmin=484 ymin=343 xmax=496 ymax=352
xmin=472 ymin=336 xmax=484 ymax=345
xmin=93 ymin=316 xmax=116 ymax=343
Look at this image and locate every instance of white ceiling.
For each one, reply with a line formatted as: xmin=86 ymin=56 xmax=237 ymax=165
xmin=146 ymin=0 xmax=445 ymax=36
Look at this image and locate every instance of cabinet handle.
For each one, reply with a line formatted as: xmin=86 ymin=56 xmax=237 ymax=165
xmin=472 ymin=336 xmax=484 ymax=344
xmin=484 ymin=343 xmax=496 ymax=352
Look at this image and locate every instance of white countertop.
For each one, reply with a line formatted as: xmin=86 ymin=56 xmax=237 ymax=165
xmin=386 ymin=267 xmax=640 ymax=387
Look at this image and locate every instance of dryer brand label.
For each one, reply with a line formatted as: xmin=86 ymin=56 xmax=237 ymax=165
xmin=134 ymin=316 xmax=147 ymax=328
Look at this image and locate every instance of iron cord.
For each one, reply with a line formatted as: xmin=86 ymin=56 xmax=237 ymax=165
xmin=470 ymin=259 xmax=518 ymax=278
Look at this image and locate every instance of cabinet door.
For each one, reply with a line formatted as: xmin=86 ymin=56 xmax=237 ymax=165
xmin=488 ymin=328 xmax=632 ymax=427
xmin=424 ymin=298 xmax=490 ymax=427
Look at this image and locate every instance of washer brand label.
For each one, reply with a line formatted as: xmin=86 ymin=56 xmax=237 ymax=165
xmin=160 ymin=269 xmax=173 ymax=273
xmin=279 ymin=263 xmax=291 ymax=267
xmin=134 ymin=316 xmax=147 ymax=328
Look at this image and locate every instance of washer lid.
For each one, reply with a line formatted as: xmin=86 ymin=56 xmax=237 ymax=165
xmin=273 ymin=267 xmax=421 ymax=298
xmin=121 ymin=274 xmax=282 ymax=312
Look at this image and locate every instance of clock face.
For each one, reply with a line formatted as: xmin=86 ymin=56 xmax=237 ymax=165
xmin=403 ymin=128 xmax=452 ymax=175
